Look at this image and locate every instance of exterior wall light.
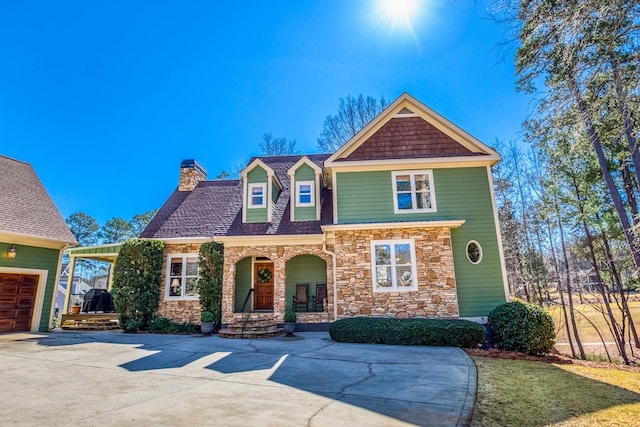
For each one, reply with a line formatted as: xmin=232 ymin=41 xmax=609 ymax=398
xmin=7 ymin=245 xmax=16 ymax=259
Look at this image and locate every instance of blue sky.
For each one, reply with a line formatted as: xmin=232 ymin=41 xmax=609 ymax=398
xmin=0 ymin=1 xmax=530 ymax=226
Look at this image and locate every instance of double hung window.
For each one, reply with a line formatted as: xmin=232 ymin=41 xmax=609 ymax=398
xmin=167 ymin=255 xmax=199 ymax=299
xmin=248 ymin=183 xmax=266 ymax=208
xmin=392 ymin=171 xmax=436 ymax=213
xmin=371 ymin=240 xmax=417 ymax=291
xmin=296 ymin=181 xmax=314 ymax=206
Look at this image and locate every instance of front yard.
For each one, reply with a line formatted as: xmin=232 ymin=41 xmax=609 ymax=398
xmin=470 ymin=354 xmax=640 ymax=426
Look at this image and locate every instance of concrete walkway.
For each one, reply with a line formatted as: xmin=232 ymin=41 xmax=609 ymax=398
xmin=0 ymin=331 xmax=476 ymax=426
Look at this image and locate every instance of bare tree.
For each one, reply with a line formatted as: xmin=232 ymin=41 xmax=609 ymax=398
xmin=259 ymin=133 xmax=298 ymax=156
xmin=317 ymin=94 xmax=388 ymax=152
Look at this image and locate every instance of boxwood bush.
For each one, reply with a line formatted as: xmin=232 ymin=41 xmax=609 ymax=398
xmin=488 ymin=301 xmax=555 ymax=355
xmin=147 ymin=317 xmax=199 ymax=334
xmin=328 ymin=317 xmax=485 ymax=347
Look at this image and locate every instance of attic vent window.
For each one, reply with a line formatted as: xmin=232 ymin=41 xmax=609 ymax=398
xmin=398 ymin=107 xmax=414 ymax=114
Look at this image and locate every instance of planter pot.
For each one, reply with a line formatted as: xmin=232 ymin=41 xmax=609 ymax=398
xmin=283 ymin=322 xmax=296 ymax=336
xmin=70 ymin=306 xmax=81 ymax=315
xmin=201 ymin=322 xmax=215 ymax=335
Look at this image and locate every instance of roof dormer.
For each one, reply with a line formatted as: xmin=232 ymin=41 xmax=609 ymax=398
xmin=287 ymin=156 xmax=323 ymax=222
xmin=241 ymin=159 xmax=282 ymax=223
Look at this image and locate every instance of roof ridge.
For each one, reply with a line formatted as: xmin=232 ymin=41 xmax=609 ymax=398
xmin=0 ymin=154 xmax=31 ymax=165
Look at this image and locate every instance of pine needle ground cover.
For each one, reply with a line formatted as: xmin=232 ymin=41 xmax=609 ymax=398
xmin=471 ymin=356 xmax=640 ymax=426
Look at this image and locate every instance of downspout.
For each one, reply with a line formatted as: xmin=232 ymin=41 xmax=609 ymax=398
xmin=322 ymin=234 xmax=338 ymax=322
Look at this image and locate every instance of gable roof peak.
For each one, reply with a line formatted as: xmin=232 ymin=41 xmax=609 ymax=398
xmin=287 ymin=155 xmax=323 ymax=177
xmin=325 ymin=92 xmax=500 ymax=166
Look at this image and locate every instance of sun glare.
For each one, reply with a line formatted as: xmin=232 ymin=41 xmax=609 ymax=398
xmin=378 ymin=0 xmax=419 ymax=29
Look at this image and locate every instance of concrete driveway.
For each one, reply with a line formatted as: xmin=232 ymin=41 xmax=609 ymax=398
xmin=0 ymin=331 xmax=476 ymax=426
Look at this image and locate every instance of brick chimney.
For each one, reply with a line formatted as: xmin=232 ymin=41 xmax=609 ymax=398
xmin=178 ymin=159 xmax=207 ymax=191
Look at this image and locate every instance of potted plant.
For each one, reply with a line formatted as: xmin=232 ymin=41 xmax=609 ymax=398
xmin=283 ymin=310 xmax=296 ymax=336
xmin=70 ymin=297 xmax=82 ymax=315
xmin=200 ymin=310 xmax=215 ymax=335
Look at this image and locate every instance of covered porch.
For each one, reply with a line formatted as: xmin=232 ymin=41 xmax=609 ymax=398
xmin=60 ymin=243 xmax=122 ymax=330
xmin=220 ymin=240 xmax=335 ymax=332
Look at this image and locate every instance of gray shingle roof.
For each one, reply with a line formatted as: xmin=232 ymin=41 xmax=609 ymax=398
xmin=141 ymin=154 xmax=332 ymax=239
xmin=0 ymin=155 xmax=77 ymax=245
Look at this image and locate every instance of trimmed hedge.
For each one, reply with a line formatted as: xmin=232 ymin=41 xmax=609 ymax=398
xmin=488 ymin=301 xmax=555 ymax=355
xmin=147 ymin=317 xmax=199 ymax=334
xmin=329 ymin=317 xmax=485 ymax=347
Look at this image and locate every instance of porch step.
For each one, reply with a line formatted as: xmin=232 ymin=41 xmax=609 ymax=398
xmin=218 ymin=314 xmax=283 ymax=339
xmin=60 ymin=313 xmax=120 ymax=331
xmin=224 ymin=322 xmax=279 ymax=332
xmin=218 ymin=328 xmax=284 ymax=339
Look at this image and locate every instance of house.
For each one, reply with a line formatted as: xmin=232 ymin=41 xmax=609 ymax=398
xmin=141 ymin=93 xmax=509 ymax=334
xmin=0 ymin=155 xmax=78 ymax=332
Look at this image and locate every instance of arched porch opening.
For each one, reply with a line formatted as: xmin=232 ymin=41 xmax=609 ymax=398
xmin=285 ymin=255 xmax=327 ymax=312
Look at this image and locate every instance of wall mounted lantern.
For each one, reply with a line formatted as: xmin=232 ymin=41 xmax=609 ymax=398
xmin=7 ymin=245 xmax=16 ymax=259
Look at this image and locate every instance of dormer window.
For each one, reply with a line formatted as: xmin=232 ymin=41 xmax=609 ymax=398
xmin=296 ymin=181 xmax=314 ymax=207
xmin=248 ymin=183 xmax=266 ymax=208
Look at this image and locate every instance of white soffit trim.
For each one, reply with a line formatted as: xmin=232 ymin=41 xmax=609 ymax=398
xmin=0 ymin=231 xmax=75 ymax=249
xmin=322 ymin=220 xmax=465 ymax=232
xmin=214 ymin=234 xmax=324 ymax=246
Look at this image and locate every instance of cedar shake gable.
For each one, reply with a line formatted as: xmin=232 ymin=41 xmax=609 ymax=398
xmin=0 ymin=155 xmax=77 ymax=245
xmin=337 ymin=116 xmax=487 ymax=161
xmin=326 ymin=92 xmax=500 ymax=167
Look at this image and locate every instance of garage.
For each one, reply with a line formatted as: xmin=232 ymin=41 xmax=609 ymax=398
xmin=0 ymin=273 xmax=39 ymax=333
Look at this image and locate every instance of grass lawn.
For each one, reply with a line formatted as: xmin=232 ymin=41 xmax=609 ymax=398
xmin=547 ymin=301 xmax=640 ymax=344
xmin=471 ymin=356 xmax=640 ymax=426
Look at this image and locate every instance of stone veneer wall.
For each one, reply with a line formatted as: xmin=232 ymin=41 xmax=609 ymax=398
xmin=157 ymin=243 xmax=202 ymax=324
xmin=333 ymin=227 xmax=459 ymax=319
xmin=221 ymin=244 xmax=334 ymax=325
xmin=178 ymin=167 xmax=206 ymax=192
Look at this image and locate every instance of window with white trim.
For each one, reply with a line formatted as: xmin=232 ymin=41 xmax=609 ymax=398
xmin=392 ymin=170 xmax=436 ymax=213
xmin=466 ymin=240 xmax=483 ymax=264
xmin=371 ymin=240 xmax=418 ymax=291
xmin=296 ymin=181 xmax=314 ymax=207
xmin=167 ymin=255 xmax=199 ymax=299
xmin=248 ymin=183 xmax=266 ymax=208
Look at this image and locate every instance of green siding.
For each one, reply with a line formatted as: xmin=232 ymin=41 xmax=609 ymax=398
xmin=293 ymin=164 xmax=317 ymax=221
xmin=285 ymin=255 xmax=327 ymax=311
xmin=0 ymin=241 xmax=61 ymax=332
xmin=234 ymin=257 xmax=253 ymax=312
xmin=335 ymin=167 xmax=506 ymax=317
xmin=272 ymin=177 xmax=280 ymax=204
xmin=246 ymin=167 xmax=268 ymax=223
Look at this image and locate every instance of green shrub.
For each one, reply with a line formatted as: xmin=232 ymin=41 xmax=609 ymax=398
xmin=284 ymin=310 xmax=297 ymax=323
xmin=198 ymin=242 xmax=224 ymax=330
xmin=111 ymin=239 xmax=164 ymax=332
xmin=147 ymin=317 xmax=199 ymax=334
xmin=201 ymin=310 xmax=215 ymax=323
xmin=329 ymin=317 xmax=485 ymax=348
xmin=488 ymin=301 xmax=555 ymax=355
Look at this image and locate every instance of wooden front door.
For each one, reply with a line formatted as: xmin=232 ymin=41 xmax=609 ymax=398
xmin=253 ymin=262 xmax=274 ymax=310
xmin=0 ymin=273 xmax=38 ymax=333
